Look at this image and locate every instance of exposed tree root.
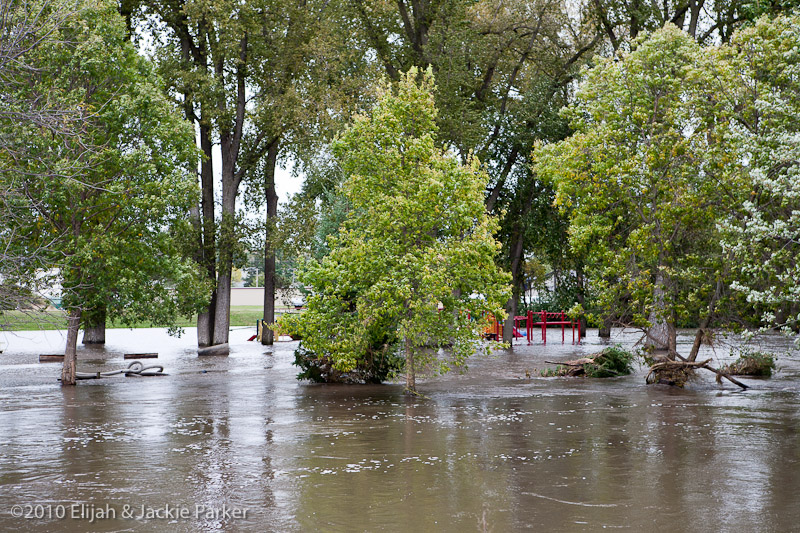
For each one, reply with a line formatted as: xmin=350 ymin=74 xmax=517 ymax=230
xmin=646 ymin=352 xmax=750 ymax=390
xmin=646 ymin=359 xmax=710 ymax=387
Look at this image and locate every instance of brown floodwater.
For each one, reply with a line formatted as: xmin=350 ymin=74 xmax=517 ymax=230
xmin=0 ymin=326 xmax=798 ymax=532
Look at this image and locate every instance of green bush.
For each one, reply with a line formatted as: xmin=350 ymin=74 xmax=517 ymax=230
xmin=720 ymin=349 xmax=776 ymax=377
xmin=294 ymin=342 xmax=404 ymax=384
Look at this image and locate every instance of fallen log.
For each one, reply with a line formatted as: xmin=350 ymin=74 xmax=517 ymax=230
xmin=124 ymin=353 xmax=158 ymax=359
xmin=545 ymin=358 xmax=594 ymax=366
xmin=648 ymin=351 xmax=749 ymax=390
xmin=39 ymin=354 xmax=64 ymax=362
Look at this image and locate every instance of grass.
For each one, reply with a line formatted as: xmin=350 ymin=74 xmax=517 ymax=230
xmin=0 ymin=306 xmax=298 ymax=332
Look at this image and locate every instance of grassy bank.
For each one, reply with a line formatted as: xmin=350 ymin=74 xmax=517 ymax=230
xmin=0 ymin=306 xmax=295 ymax=332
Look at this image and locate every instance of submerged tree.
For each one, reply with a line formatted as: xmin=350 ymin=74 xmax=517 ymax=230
xmin=0 ymin=0 xmax=206 ymax=384
xmin=294 ymin=69 xmax=510 ymax=393
xmin=536 ymin=25 xmax=746 ymax=354
xmin=720 ymin=14 xmax=800 ymax=342
xmin=342 ymin=0 xmax=598 ymax=342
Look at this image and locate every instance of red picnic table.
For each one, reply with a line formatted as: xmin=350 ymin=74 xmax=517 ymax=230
xmin=512 ymin=310 xmax=581 ymax=345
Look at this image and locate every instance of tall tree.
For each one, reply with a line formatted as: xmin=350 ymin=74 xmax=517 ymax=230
xmin=137 ymin=0 xmax=365 ymax=348
xmin=0 ymin=0 xmax=205 ymax=383
xmin=0 ymin=0 xmax=81 ymax=315
xmin=295 ymin=70 xmax=510 ymax=393
xmin=343 ymin=0 xmax=598 ymax=341
xmin=535 ymin=25 xmax=745 ymax=353
xmin=720 ymin=13 xmax=800 ymax=342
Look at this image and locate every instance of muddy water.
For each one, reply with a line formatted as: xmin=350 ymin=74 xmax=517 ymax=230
xmin=0 ymin=327 xmax=798 ymax=532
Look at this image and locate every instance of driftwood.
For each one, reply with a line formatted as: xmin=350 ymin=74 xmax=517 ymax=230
xmin=647 ymin=351 xmax=749 ymax=390
xmin=39 ymin=354 xmax=64 ymax=362
xmin=124 ymin=353 xmax=158 ymax=359
xmin=544 ymin=358 xmax=594 ymax=366
xmin=543 ymin=348 xmax=634 ymax=378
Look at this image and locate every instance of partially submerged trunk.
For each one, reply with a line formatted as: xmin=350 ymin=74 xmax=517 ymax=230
xmin=502 ymin=297 xmax=515 ymax=343
xmin=502 ymin=194 xmax=530 ymax=343
xmin=598 ymin=315 xmax=612 ymax=338
xmin=404 ymin=336 xmax=416 ymax=393
xmin=645 ymin=268 xmax=676 ymax=353
xmin=82 ymin=307 xmax=105 ymax=344
xmin=262 ymin=141 xmax=279 ymax=346
xmin=61 ymin=309 xmax=82 ymax=386
xmin=196 ymin=123 xmax=217 ymax=347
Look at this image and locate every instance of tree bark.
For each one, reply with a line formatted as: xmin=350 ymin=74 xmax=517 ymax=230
xmin=503 ymin=180 xmax=538 ymax=343
xmin=83 ymin=320 xmax=106 ymax=344
xmin=598 ymin=315 xmax=612 ymax=338
xmin=645 ymin=267 xmax=676 ymax=353
xmin=404 ymin=336 xmax=415 ymax=393
xmin=82 ymin=308 xmax=106 ymax=344
xmin=61 ymin=308 xmax=81 ymax=386
xmin=503 ymin=231 xmax=525 ymax=343
xmin=212 ymin=211 xmax=235 ymax=347
xmin=197 ymin=122 xmax=217 ymax=346
xmin=575 ymin=264 xmax=588 ymax=337
xmin=262 ymin=140 xmax=280 ymax=346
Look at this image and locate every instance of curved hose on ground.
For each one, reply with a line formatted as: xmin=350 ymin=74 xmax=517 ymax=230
xmin=75 ymin=361 xmax=167 ymax=380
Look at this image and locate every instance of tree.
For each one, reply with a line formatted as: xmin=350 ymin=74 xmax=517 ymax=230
xmin=535 ymin=25 xmax=745 ymax=354
xmin=342 ymin=0 xmax=599 ymax=341
xmin=294 ymin=69 xmax=510 ymax=393
xmin=136 ymin=0 xmax=367 ymax=348
xmin=720 ymin=14 xmax=800 ymax=342
xmin=583 ymin=0 xmax=789 ymax=51
xmin=1 ymin=0 xmax=205 ymax=384
xmin=0 ymin=0 xmax=81 ymax=314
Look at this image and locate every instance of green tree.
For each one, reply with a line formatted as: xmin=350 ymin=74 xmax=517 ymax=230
xmin=295 ymin=69 xmax=510 ymax=393
xmin=0 ymin=0 xmax=81 ymax=313
xmin=0 ymin=0 xmax=206 ymax=384
xmin=720 ymin=14 xmax=800 ymax=341
xmin=342 ymin=0 xmax=599 ymax=341
xmin=535 ymin=25 xmax=745 ymax=355
xmin=136 ymin=0 xmax=368 ymax=348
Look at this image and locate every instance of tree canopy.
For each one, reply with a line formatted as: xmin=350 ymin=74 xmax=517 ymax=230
xmin=293 ymin=69 xmax=510 ymax=392
xmin=0 ymin=0 xmax=207 ymax=383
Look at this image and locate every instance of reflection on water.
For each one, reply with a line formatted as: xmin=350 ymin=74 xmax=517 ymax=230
xmin=0 ymin=328 xmax=798 ymax=531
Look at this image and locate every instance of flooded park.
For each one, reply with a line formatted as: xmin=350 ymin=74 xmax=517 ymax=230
xmin=0 ymin=327 xmax=798 ymax=532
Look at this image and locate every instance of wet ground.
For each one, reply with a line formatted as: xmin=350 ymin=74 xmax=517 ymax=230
xmin=0 ymin=326 xmax=798 ymax=532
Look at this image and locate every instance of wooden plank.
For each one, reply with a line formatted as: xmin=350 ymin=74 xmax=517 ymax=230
xmin=124 ymin=353 xmax=158 ymax=359
xmin=39 ymin=354 xmax=64 ymax=362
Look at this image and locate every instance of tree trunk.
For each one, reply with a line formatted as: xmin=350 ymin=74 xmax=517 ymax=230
xmin=262 ymin=141 xmax=280 ymax=346
xmin=502 ymin=297 xmax=516 ymax=344
xmin=177 ymin=22 xmax=217 ymax=348
xmin=503 ymin=241 xmax=524 ymax=343
xmin=575 ymin=265 xmax=588 ymax=337
xmin=211 ymin=151 xmax=239 ymax=346
xmin=502 ymin=183 xmax=536 ymax=343
xmin=598 ymin=315 xmax=612 ymax=338
xmin=196 ymin=304 xmax=214 ymax=347
xmin=82 ymin=306 xmax=105 ymax=344
xmin=61 ymin=309 xmax=82 ymax=386
xmin=197 ymin=123 xmax=218 ymax=346
xmin=404 ymin=336 xmax=415 ymax=393
xmin=645 ymin=267 xmax=676 ymax=353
